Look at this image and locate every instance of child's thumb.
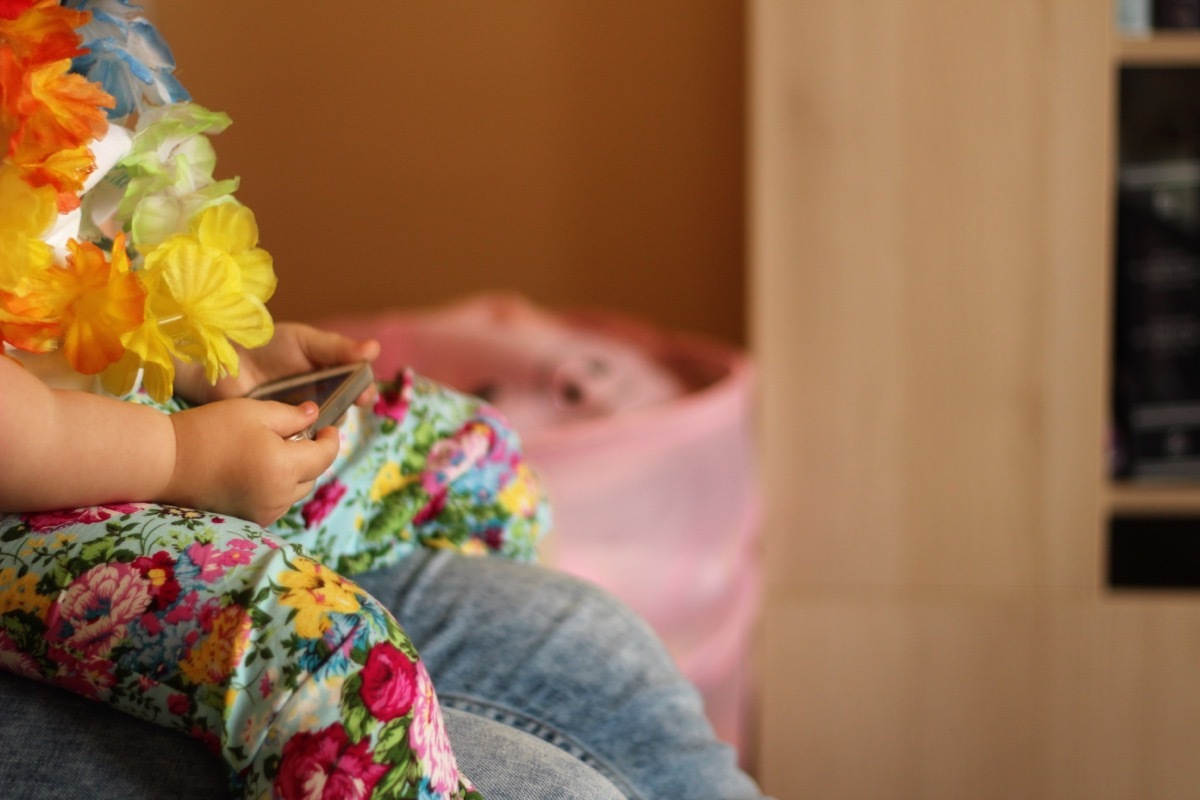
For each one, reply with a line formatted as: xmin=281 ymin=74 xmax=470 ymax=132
xmin=263 ymin=400 xmax=319 ymax=438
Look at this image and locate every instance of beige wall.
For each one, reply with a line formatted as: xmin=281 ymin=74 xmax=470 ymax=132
xmin=153 ymin=2 xmax=746 ymax=345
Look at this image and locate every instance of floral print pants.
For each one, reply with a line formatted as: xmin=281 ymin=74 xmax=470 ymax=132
xmin=0 ymin=370 xmax=550 ymax=800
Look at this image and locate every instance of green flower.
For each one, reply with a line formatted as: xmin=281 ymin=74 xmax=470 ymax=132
xmin=108 ymin=102 xmax=240 ymax=248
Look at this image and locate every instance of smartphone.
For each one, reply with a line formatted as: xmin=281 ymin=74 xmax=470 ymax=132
xmin=247 ymin=361 xmax=375 ymax=441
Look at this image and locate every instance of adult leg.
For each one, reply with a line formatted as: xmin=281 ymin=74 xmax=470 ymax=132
xmin=0 ymin=673 xmax=626 ymax=800
xmin=0 ymin=670 xmax=230 ymax=800
xmin=355 ymin=550 xmax=770 ymax=800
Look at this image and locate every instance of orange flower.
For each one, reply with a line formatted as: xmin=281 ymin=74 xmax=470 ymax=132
xmin=7 ymin=232 xmax=145 ymax=373
xmin=3 ymin=56 xmax=111 ymax=208
xmin=0 ymin=1 xmax=88 ymax=67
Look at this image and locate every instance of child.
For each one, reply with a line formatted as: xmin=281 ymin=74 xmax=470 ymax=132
xmin=0 ymin=3 xmax=546 ymax=798
xmin=1 ymin=325 xmax=549 ymax=800
xmin=1 ymin=5 xmax=770 ymax=800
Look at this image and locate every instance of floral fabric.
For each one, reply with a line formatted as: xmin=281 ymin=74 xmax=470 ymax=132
xmin=0 ymin=370 xmax=550 ymax=799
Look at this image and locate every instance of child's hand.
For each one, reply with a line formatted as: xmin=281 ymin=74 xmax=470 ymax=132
xmin=176 ymin=322 xmax=381 ymax=408
xmin=160 ymin=397 xmax=340 ymax=527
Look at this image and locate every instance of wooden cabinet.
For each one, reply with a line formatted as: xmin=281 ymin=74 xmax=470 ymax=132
xmin=1108 ymin=33 xmax=1200 ymax=515
xmin=749 ymin=3 xmax=1200 ymax=797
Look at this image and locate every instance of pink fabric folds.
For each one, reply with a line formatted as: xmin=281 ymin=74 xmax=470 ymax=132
xmin=324 ymin=294 xmax=762 ymax=756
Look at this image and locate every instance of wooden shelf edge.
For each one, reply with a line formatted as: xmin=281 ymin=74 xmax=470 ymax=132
xmin=1116 ymin=31 xmax=1200 ymax=64
xmin=1107 ymin=481 xmax=1200 ymax=514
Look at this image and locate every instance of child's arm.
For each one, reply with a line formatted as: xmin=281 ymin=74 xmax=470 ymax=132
xmin=0 ymin=356 xmax=339 ymax=526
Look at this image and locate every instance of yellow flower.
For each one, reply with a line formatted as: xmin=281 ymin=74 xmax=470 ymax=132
xmin=133 ymin=203 xmax=276 ymax=388
xmin=460 ymin=538 xmax=488 ymax=557
xmin=190 ymin=202 xmax=276 ymax=303
xmin=0 ymin=167 xmax=55 ymax=298
xmin=0 ymin=567 xmax=50 ymax=618
xmin=369 ymin=461 xmax=410 ymax=502
xmin=498 ymin=463 xmax=542 ymax=517
xmin=276 ymin=557 xmax=362 ymax=639
xmin=180 ymin=603 xmax=253 ymax=685
xmin=100 ymin=303 xmax=179 ymax=401
xmin=101 ymin=259 xmax=177 ymax=399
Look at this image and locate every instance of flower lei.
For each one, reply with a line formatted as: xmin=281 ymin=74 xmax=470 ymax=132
xmin=0 ymin=0 xmax=274 ymax=401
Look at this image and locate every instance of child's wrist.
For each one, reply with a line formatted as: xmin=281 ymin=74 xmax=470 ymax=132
xmin=151 ymin=406 xmax=185 ymax=506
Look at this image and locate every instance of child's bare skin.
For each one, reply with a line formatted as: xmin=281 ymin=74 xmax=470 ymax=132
xmin=0 ymin=323 xmax=379 ymax=527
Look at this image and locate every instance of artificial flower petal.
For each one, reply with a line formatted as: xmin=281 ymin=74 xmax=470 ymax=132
xmin=0 ymin=229 xmax=52 ymax=294
xmin=3 ymin=2 xmax=270 ymax=392
xmin=106 ymin=318 xmax=176 ymax=401
xmin=143 ymin=235 xmax=272 ymax=383
xmin=17 ymin=141 xmax=93 ymax=210
xmin=191 ymin=203 xmax=275 ymax=302
xmin=0 ymin=307 xmax=58 ymax=353
xmin=21 ymin=57 xmax=112 ymax=152
xmin=0 ymin=165 xmax=55 ymax=296
xmin=0 ymin=1 xmax=88 ymax=65
xmin=14 ymin=231 xmax=144 ymax=373
xmin=66 ymin=1 xmax=189 ymax=121
xmin=192 ymin=199 xmax=256 ymax=252
xmin=233 ymin=247 xmax=276 ymax=303
xmin=127 ymin=177 xmax=237 ymax=248
xmin=62 ymin=233 xmax=144 ymax=373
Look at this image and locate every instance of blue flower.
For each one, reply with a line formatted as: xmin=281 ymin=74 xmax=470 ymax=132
xmin=117 ymin=617 xmax=192 ymax=680
xmin=417 ymin=777 xmax=446 ymax=800
xmin=297 ymin=614 xmax=361 ymax=677
xmin=64 ymin=1 xmax=190 ymax=120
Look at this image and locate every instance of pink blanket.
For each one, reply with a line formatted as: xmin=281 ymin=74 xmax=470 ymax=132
xmin=324 ymin=294 xmax=762 ymax=756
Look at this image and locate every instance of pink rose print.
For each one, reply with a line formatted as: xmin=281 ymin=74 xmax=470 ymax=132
xmin=302 ymin=479 xmax=347 ymax=529
xmin=184 ymin=542 xmax=226 ymax=582
xmin=185 ymin=539 xmax=263 ymax=582
xmin=374 ymin=371 xmax=414 ymax=422
xmin=409 ymin=662 xmax=460 ymax=795
xmin=48 ymin=562 xmax=153 ymax=658
xmin=358 ymin=641 xmax=418 ymax=722
xmin=421 ymin=421 xmax=494 ymax=495
xmin=22 ymin=503 xmax=140 ymax=533
xmin=220 ymin=539 xmax=258 ymax=567
xmin=275 ymin=723 xmax=391 ymax=800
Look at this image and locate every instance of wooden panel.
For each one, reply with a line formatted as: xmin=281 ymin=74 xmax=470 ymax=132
xmin=152 ymin=1 xmax=746 ymax=343
xmin=1039 ymin=597 xmax=1200 ymax=800
xmin=760 ymin=593 xmax=1200 ymax=800
xmin=750 ymin=0 xmax=1126 ymax=797
xmin=750 ymin=0 xmax=1109 ymax=592
xmin=752 ymin=0 xmax=1074 ymax=589
xmin=758 ymin=596 xmax=1040 ymax=800
xmin=1038 ymin=0 xmax=1112 ymax=589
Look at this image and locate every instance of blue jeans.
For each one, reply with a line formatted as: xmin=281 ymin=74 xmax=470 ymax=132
xmin=0 ymin=551 xmax=766 ymax=800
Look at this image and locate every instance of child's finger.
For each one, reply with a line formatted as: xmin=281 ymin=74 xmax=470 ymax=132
xmin=259 ymin=399 xmax=319 ymax=439
xmin=301 ymin=328 xmax=379 ymax=368
xmin=295 ymin=426 xmax=341 ymax=477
